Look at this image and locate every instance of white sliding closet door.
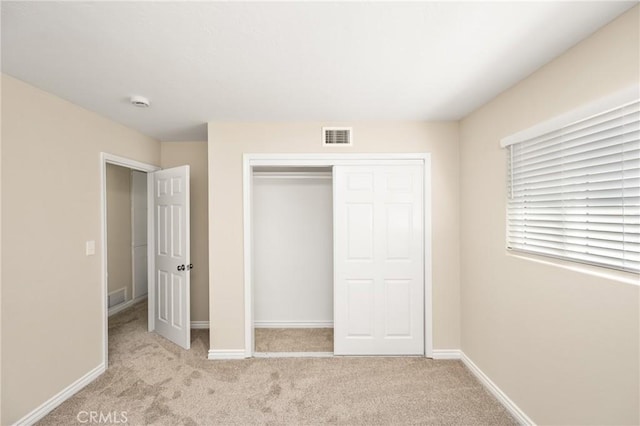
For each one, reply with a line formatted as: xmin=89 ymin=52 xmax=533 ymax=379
xmin=334 ymin=164 xmax=424 ymax=355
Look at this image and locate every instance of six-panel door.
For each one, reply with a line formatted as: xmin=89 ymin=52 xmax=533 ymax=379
xmin=333 ymin=164 xmax=424 ymax=355
xmin=153 ymin=165 xmax=191 ymax=349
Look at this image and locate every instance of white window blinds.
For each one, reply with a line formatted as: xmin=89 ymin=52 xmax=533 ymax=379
xmin=505 ymin=97 xmax=640 ymax=273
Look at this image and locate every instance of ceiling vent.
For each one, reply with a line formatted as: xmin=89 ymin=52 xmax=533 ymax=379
xmin=323 ymin=127 xmax=352 ymax=147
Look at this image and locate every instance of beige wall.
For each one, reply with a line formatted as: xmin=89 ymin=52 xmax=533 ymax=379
xmin=208 ymin=122 xmax=460 ymax=350
xmin=1 ymin=75 xmax=160 ymax=424
xmin=161 ymin=142 xmax=209 ymax=322
xmin=459 ymin=7 xmax=639 ymax=425
xmin=106 ymin=164 xmax=133 ymax=301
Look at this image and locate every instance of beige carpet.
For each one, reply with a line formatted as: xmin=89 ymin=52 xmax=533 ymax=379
xmin=38 ymin=301 xmax=516 ymax=425
xmin=255 ymin=328 xmax=334 ymax=352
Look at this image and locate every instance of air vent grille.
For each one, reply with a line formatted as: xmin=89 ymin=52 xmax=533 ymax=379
xmin=108 ymin=288 xmax=127 ymax=308
xmin=323 ymin=127 xmax=352 ymax=146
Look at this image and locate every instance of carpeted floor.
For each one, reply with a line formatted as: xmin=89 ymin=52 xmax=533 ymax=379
xmin=38 ymin=301 xmax=516 ymax=425
xmin=255 ymin=328 xmax=334 ymax=352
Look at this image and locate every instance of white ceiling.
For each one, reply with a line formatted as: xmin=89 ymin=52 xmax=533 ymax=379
xmin=1 ymin=1 xmax=635 ymax=141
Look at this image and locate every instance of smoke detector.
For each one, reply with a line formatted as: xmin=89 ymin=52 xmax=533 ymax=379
xmin=130 ymin=95 xmax=150 ymax=108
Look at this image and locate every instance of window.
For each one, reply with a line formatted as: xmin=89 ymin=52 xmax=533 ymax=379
xmin=502 ymin=88 xmax=639 ymax=273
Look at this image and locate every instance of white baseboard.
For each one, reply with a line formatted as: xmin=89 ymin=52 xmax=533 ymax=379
xmin=13 ymin=363 xmax=105 ymax=426
xmin=461 ymin=352 xmax=535 ymax=426
xmin=190 ymin=321 xmax=209 ymax=329
xmin=108 ymin=300 xmax=133 ymax=316
xmin=431 ymin=349 xmax=462 ymax=360
xmin=430 ymin=349 xmax=533 ymax=425
xmin=207 ymin=349 xmax=247 ymax=360
xmin=254 ymin=320 xmax=333 ymax=328
xmin=132 ymin=294 xmax=148 ymax=304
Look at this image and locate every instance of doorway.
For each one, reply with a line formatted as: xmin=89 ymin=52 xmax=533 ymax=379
xmin=101 ymin=153 xmax=193 ymax=369
xmin=243 ymin=154 xmax=433 ymax=359
xmin=100 ymin=153 xmax=159 ymax=368
xmin=105 ymin=165 xmax=148 ymax=316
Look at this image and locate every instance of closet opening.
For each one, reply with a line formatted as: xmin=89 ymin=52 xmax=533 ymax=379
xmin=252 ymin=166 xmax=334 ymax=356
xmin=243 ymin=153 xmax=434 ymax=359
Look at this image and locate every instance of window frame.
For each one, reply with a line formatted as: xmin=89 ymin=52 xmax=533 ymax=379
xmin=501 ymin=85 xmax=639 ymax=275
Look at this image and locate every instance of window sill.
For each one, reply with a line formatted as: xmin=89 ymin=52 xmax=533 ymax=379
xmin=506 ymin=250 xmax=639 ymax=287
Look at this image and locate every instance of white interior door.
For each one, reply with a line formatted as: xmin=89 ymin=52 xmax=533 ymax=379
xmin=152 ymin=165 xmax=191 ymax=349
xmin=334 ymin=164 xmax=424 ymax=355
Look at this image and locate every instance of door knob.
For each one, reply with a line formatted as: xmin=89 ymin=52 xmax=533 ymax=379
xmin=187 ymin=264 xmax=194 ymax=270
xmin=177 ymin=264 xmax=185 ymax=271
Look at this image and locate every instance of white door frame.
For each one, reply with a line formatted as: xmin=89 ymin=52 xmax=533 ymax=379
xmin=130 ymin=170 xmax=148 ymax=303
xmin=242 ymin=153 xmax=433 ymax=358
xmin=100 ymin=153 xmax=160 ymax=368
